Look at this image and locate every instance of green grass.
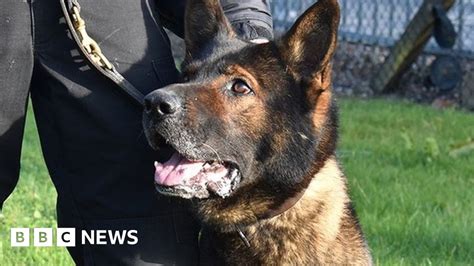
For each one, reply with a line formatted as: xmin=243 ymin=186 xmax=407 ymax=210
xmin=1 ymin=98 xmax=473 ymax=265
xmin=338 ymin=99 xmax=474 ymax=265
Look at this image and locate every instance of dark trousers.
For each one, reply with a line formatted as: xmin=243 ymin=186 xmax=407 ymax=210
xmin=0 ymin=0 xmax=199 ymax=264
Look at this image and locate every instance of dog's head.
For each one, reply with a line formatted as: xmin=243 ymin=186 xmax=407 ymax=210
xmin=143 ymin=0 xmax=340 ymax=230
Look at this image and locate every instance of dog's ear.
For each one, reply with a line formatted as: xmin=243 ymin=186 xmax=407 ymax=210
xmin=279 ymin=0 xmax=340 ymax=89
xmin=184 ymin=0 xmax=236 ymax=60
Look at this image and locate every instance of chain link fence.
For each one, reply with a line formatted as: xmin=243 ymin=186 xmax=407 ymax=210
xmin=271 ymin=0 xmax=474 ymax=58
xmin=271 ymin=0 xmax=474 ymax=109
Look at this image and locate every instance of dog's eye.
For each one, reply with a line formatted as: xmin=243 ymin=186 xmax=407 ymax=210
xmin=231 ymin=80 xmax=253 ymax=95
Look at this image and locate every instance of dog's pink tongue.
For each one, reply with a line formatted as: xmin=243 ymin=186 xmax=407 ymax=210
xmin=154 ymin=153 xmax=203 ymax=186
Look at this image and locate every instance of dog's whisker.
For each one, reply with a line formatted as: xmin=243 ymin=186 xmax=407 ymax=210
xmin=202 ymin=143 xmax=222 ymax=163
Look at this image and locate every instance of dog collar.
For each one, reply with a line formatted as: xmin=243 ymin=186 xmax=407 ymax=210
xmin=235 ymin=188 xmax=307 ymax=248
xmin=258 ymin=189 xmax=307 ymax=220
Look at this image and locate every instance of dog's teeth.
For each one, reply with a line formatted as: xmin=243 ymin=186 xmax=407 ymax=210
xmin=154 ymin=161 xmax=163 ymax=168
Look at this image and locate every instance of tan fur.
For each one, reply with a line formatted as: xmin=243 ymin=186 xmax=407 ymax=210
xmin=312 ymin=89 xmax=332 ymax=130
xmin=226 ymin=157 xmax=372 ymax=265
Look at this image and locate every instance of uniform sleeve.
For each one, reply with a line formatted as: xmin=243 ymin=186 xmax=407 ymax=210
xmin=156 ymin=0 xmax=273 ymax=40
xmin=221 ymin=0 xmax=273 ymax=40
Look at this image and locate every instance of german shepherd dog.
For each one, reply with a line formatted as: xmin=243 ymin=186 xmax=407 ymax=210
xmin=143 ymin=0 xmax=372 ymax=264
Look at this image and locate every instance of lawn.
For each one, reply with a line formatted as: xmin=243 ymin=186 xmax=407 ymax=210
xmin=0 ymin=98 xmax=473 ymax=265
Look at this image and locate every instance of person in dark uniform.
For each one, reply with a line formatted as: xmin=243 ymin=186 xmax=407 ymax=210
xmin=0 ymin=0 xmax=272 ymax=264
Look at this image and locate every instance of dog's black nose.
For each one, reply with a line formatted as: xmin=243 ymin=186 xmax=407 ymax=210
xmin=144 ymin=90 xmax=181 ymax=118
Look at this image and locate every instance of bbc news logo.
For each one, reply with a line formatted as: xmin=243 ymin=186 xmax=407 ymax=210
xmin=11 ymin=228 xmax=138 ymax=247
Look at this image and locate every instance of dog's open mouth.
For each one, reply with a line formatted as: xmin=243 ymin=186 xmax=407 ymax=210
xmin=154 ymin=152 xmax=241 ymax=199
